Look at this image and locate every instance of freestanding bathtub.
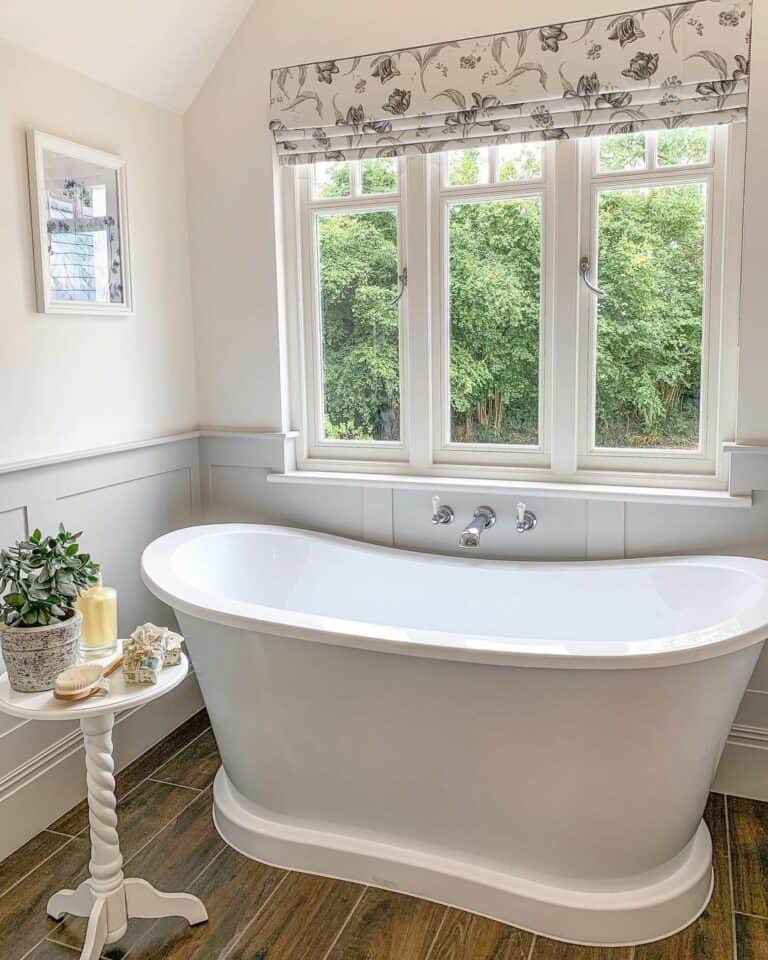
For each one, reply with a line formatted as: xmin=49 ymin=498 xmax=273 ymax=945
xmin=142 ymin=523 xmax=768 ymax=946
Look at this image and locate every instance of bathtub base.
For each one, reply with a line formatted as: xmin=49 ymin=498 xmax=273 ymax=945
xmin=212 ymin=768 xmax=713 ymax=947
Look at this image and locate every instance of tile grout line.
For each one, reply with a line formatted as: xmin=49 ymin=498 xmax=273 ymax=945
xmin=317 ymin=885 xmax=370 ymax=960
xmin=45 ymin=828 xmax=80 ymax=839
xmin=68 ymin=726 xmax=213 ymax=840
xmin=422 ymin=904 xmax=449 ymax=960
xmin=48 ymin=720 xmax=212 ymax=841
xmin=45 ymin=785 xmax=213 ymax=953
xmin=725 ymin=794 xmax=739 ymax=960
xmin=734 ymin=910 xmax=768 ymax=920
xmin=44 ymin=940 xmax=80 ymax=955
xmin=526 ymin=934 xmax=537 ymax=959
xmin=118 ymin=844 xmax=231 ymax=960
xmin=0 ymin=834 xmax=78 ymax=905
xmin=218 ymin=871 xmax=292 ymax=960
xmin=146 ymin=777 xmax=203 ymax=793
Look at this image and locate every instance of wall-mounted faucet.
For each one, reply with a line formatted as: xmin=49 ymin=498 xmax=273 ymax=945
xmin=459 ymin=506 xmax=496 ymax=548
xmin=516 ymin=502 xmax=537 ymax=533
xmin=431 ymin=495 xmax=454 ymax=526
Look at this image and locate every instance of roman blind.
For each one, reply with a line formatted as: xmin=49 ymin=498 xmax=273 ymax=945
xmin=269 ymin=0 xmax=751 ymax=165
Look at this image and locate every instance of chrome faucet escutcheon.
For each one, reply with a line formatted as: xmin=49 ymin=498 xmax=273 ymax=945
xmin=459 ymin=506 xmax=496 ymax=548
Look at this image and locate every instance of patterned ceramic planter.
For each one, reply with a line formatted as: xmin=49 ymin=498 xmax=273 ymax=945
xmin=0 ymin=610 xmax=82 ymax=692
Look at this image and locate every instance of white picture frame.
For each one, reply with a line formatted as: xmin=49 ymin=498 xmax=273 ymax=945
xmin=26 ymin=130 xmax=133 ymax=316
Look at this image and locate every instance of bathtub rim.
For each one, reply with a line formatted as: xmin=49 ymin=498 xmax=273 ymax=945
xmin=141 ymin=523 xmax=768 ymax=671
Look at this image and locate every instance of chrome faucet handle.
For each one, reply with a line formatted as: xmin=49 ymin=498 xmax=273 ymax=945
xmin=431 ymin=495 xmax=455 ymax=526
xmin=516 ymin=502 xmax=537 ymax=533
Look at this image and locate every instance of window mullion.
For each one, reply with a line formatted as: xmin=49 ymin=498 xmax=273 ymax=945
xmin=403 ymin=154 xmax=432 ymax=470
xmin=550 ymin=140 xmax=581 ymax=478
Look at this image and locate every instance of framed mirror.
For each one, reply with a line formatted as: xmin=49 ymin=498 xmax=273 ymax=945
xmin=27 ymin=131 xmax=133 ymax=315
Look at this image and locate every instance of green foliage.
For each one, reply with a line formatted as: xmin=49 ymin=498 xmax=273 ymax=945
xmin=447 ymin=149 xmax=488 ymax=186
xmin=596 ymin=183 xmax=705 ymax=448
xmin=318 ymin=203 xmax=400 ymax=441
xmin=361 ymin=158 xmax=398 ymax=194
xmin=657 ymin=128 xmax=710 ymax=167
xmin=0 ymin=525 xmax=99 ymax=627
xmin=316 ymin=148 xmax=707 ymax=451
xmin=599 ymin=133 xmax=646 ymax=172
xmin=449 ymin=197 xmax=541 ymax=443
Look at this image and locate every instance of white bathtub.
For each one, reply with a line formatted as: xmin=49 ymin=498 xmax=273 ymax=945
xmin=142 ymin=523 xmax=768 ymax=946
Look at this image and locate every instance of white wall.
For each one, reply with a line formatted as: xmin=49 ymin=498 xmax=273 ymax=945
xmin=184 ymin=0 xmax=768 ymax=443
xmin=0 ymin=39 xmax=198 ymax=466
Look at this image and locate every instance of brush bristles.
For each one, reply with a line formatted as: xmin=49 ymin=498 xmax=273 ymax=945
xmin=55 ymin=664 xmax=103 ymax=694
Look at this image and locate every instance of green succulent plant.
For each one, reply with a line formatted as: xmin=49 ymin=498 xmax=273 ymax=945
xmin=0 ymin=525 xmax=100 ymax=627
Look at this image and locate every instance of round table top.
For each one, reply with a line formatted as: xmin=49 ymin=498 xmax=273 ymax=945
xmin=0 ymin=648 xmax=188 ymax=721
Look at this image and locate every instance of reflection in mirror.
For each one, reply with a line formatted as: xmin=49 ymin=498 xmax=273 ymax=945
xmin=43 ymin=152 xmax=123 ymax=304
xmin=27 ymin=132 xmax=131 ymax=314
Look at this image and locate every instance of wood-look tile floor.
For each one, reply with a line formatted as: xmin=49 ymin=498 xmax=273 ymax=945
xmin=3 ymin=710 xmax=768 ymax=960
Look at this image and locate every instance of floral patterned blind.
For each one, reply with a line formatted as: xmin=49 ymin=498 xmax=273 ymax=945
xmin=269 ymin=0 xmax=751 ymax=165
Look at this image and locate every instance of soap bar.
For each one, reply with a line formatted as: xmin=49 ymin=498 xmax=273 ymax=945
xmin=163 ymin=631 xmax=183 ymax=667
xmin=123 ymin=622 xmax=184 ymax=684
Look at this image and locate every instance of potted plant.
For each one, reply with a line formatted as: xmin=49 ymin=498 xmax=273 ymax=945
xmin=0 ymin=525 xmax=99 ymax=692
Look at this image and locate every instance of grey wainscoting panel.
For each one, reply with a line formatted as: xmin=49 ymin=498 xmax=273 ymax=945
xmin=57 ymin=468 xmax=195 ymax=633
xmin=0 ymin=509 xmax=27 ymax=673
xmin=392 ymin=489 xmax=588 ymax=560
xmin=0 ymin=436 xmax=204 ymax=858
xmin=625 ymin=490 xmax=768 ymax=561
xmin=0 ymin=506 xmax=27 ymax=546
xmin=208 ymin=465 xmax=365 ymax=538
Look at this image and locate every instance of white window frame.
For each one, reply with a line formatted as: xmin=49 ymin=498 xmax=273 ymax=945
xmin=281 ymin=125 xmax=745 ymax=490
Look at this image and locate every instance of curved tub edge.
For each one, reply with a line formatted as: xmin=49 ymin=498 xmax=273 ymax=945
xmin=211 ymin=767 xmax=713 ymax=947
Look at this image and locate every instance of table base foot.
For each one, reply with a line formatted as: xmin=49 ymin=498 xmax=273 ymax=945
xmin=124 ymin=877 xmax=208 ymax=924
xmin=80 ymin=898 xmax=108 ymax=960
xmin=47 ymin=880 xmax=94 ymax=920
xmin=48 ymin=878 xmax=208 ymax=959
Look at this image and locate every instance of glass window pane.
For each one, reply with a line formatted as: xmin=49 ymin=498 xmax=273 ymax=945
xmin=448 ymin=198 xmax=541 ymax=444
xmin=498 ymin=144 xmax=542 ymax=182
xmin=361 ymin=157 xmax=398 ymax=194
xmin=313 ymin=160 xmax=351 ymax=198
xmin=445 ymin=149 xmax=490 ymax=187
xmin=594 ymin=183 xmax=706 ymax=449
xmin=598 ymin=133 xmax=647 ymax=173
xmin=657 ymin=127 xmax=711 ymax=167
xmin=317 ymin=210 xmax=401 ymax=441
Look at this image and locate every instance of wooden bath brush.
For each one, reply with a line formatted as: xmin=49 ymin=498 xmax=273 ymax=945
xmin=53 ymin=653 xmax=124 ymax=702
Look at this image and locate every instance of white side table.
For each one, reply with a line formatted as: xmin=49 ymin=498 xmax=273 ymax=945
xmin=0 ymin=652 xmax=207 ymax=960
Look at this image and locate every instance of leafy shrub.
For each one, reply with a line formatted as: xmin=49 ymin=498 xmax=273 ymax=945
xmin=0 ymin=525 xmax=99 ymax=627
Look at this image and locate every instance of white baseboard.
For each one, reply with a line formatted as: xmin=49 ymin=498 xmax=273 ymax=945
xmin=713 ymin=726 xmax=768 ymax=800
xmin=0 ymin=672 xmax=203 ymax=861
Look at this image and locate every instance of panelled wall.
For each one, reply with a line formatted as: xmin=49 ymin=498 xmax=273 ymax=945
xmin=0 ymin=437 xmax=204 ymax=860
xmin=3 ymin=430 xmax=768 ymax=861
xmin=199 ymin=434 xmax=768 ymax=802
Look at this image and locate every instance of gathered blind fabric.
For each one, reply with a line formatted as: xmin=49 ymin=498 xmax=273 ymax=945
xmin=269 ymin=0 xmax=751 ymax=165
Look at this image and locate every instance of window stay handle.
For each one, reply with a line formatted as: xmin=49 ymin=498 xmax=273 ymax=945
xmin=580 ymin=257 xmax=606 ymax=300
xmin=389 ymin=266 xmax=408 ymax=308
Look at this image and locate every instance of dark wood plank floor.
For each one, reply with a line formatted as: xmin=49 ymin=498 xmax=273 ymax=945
xmin=3 ymin=709 xmax=767 ymax=959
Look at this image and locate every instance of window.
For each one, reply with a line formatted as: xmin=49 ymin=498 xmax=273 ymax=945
xmin=286 ymin=125 xmax=744 ymax=487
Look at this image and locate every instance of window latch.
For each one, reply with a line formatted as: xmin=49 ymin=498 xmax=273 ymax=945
xmin=580 ymin=257 xmax=606 ymax=300
xmin=389 ymin=266 xmax=408 ymax=308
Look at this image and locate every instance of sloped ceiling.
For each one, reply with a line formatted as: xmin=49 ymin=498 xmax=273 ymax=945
xmin=0 ymin=0 xmax=255 ymax=113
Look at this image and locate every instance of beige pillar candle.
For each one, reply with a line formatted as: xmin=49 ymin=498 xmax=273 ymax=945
xmin=76 ymin=586 xmax=118 ymax=655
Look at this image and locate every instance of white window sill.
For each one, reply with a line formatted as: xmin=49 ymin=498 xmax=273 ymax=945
xmin=267 ymin=469 xmax=752 ymax=508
